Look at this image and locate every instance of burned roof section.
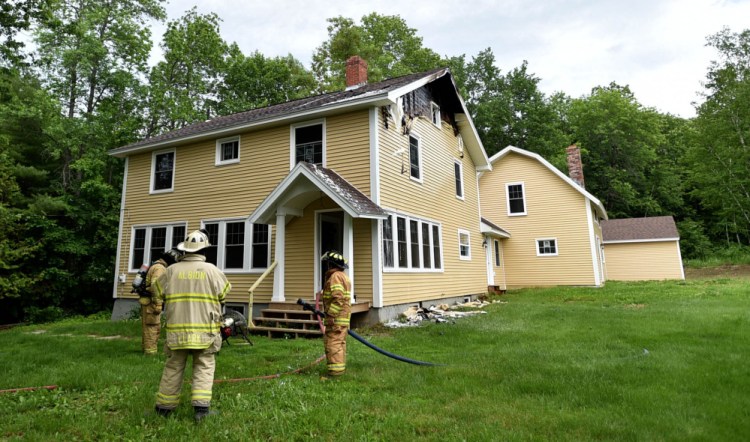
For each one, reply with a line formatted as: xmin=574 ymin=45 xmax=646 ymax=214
xmin=110 ymin=68 xmax=450 ymax=156
xmin=601 ymin=216 xmax=679 ymax=242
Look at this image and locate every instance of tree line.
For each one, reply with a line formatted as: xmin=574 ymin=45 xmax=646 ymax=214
xmin=1 ymin=1 xmax=748 ymax=323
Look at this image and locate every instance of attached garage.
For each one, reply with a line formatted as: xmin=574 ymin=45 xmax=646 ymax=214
xmin=602 ymin=216 xmax=685 ymax=281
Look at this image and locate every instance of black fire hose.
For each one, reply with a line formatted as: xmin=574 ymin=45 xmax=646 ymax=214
xmin=297 ymin=299 xmax=442 ymax=367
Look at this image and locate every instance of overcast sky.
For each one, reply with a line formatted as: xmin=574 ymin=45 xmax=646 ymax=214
xmin=153 ymin=0 xmax=750 ymax=118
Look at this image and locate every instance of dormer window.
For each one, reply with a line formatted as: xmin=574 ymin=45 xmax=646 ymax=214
xmin=216 ymin=136 xmax=240 ymax=165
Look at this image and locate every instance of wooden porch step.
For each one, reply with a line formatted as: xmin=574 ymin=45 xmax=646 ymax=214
xmin=250 ymin=325 xmax=322 ymax=338
xmin=250 ymin=300 xmax=372 ymax=339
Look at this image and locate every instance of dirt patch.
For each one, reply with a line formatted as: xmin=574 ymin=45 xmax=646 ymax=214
xmin=685 ymin=264 xmax=750 ymax=280
xmin=624 ymin=303 xmax=646 ymax=309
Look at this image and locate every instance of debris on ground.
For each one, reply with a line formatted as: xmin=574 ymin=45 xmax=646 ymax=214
xmin=384 ymin=299 xmax=506 ymax=328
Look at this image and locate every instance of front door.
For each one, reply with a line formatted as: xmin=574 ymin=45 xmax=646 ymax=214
xmin=318 ymin=211 xmax=344 ymax=289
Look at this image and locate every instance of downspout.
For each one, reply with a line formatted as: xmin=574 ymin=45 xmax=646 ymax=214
xmin=112 ymin=157 xmax=128 ymax=299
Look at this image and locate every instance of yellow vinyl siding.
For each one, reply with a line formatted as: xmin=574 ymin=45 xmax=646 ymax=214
xmin=326 ymin=110 xmax=371 ymax=194
xmin=118 ymin=112 xmax=373 ymax=305
xmin=479 ymin=152 xmax=597 ymax=288
xmin=378 ymin=114 xmax=486 ymax=305
xmin=604 ymin=241 xmax=684 ymax=281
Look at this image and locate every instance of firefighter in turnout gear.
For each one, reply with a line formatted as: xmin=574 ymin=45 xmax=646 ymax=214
xmin=318 ymin=251 xmax=352 ymax=378
xmin=140 ymin=249 xmax=181 ymax=355
xmin=152 ymin=229 xmax=231 ymax=422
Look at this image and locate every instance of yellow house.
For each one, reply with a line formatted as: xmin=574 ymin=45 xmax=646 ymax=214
xmin=478 ymin=145 xmax=608 ymax=288
xmin=601 ymin=216 xmax=685 ymax=281
xmin=109 ymin=57 xmax=491 ymax=324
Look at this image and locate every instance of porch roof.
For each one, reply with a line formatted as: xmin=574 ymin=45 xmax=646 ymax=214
xmin=249 ymin=162 xmax=388 ymax=224
xmin=481 ymin=217 xmax=511 ymax=238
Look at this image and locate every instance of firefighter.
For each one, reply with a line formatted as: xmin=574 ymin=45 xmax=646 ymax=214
xmin=152 ymin=229 xmax=231 ymax=422
xmin=140 ymin=249 xmax=181 ymax=355
xmin=318 ymin=251 xmax=351 ymax=379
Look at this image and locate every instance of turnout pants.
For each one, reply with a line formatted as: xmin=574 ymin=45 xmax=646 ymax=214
xmin=155 ymin=347 xmax=216 ymax=409
xmin=141 ymin=304 xmax=161 ymax=355
xmin=324 ymin=325 xmax=348 ymax=376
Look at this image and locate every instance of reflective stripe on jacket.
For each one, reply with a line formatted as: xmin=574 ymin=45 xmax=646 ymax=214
xmin=145 ymin=259 xmax=167 ymax=306
xmin=323 ymin=269 xmax=351 ymax=327
xmin=154 ymin=254 xmax=230 ymax=350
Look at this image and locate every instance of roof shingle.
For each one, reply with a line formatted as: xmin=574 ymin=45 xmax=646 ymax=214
xmin=601 ymin=216 xmax=679 ymax=242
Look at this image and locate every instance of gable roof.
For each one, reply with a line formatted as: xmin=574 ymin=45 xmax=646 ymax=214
xmin=487 ymin=145 xmax=607 ymax=219
xmin=108 ymin=68 xmax=490 ymax=169
xmin=601 ymin=216 xmax=679 ymax=243
xmin=249 ymin=162 xmax=388 ymax=225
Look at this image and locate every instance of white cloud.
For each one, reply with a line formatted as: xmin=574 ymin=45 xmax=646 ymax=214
xmin=154 ymin=0 xmax=750 ymax=118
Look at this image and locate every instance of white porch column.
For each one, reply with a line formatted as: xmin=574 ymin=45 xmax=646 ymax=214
xmin=272 ymin=212 xmax=286 ymax=302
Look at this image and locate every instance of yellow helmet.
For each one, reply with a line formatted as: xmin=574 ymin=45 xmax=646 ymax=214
xmin=177 ymin=229 xmax=210 ymax=253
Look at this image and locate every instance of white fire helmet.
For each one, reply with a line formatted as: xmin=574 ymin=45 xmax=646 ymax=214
xmin=177 ymin=229 xmax=210 ymax=253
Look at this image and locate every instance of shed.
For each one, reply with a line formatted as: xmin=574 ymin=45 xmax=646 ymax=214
xmin=602 ymin=216 xmax=684 ymax=281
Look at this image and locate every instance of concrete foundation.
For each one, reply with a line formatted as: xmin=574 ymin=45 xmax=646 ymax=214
xmin=111 ymin=298 xmax=140 ymax=320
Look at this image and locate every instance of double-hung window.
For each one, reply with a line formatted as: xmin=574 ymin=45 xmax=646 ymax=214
xmin=292 ymin=121 xmax=324 ymax=167
xmin=408 ymin=134 xmax=422 ymax=181
xmin=506 ymin=182 xmax=526 ymax=216
xmin=382 ymin=214 xmax=442 ymax=271
xmin=216 ymin=136 xmax=240 ymax=165
xmin=536 ymin=238 xmax=558 ymax=256
xmin=454 ymin=160 xmax=464 ymax=199
xmin=458 ymin=229 xmax=471 ymax=260
xmin=131 ymin=223 xmax=186 ymax=270
xmin=151 ymin=149 xmax=175 ymax=193
xmin=202 ymin=219 xmax=272 ymax=272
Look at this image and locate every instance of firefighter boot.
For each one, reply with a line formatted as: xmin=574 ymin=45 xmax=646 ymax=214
xmin=194 ymin=406 xmax=217 ymax=422
xmin=154 ymin=406 xmax=172 ymax=418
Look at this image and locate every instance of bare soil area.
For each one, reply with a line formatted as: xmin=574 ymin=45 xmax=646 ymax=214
xmin=685 ymin=264 xmax=750 ymax=279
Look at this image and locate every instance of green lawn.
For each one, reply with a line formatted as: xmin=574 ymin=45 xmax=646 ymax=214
xmin=1 ymin=277 xmax=748 ymax=441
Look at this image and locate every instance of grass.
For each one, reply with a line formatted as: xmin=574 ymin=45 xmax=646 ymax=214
xmin=1 ymin=277 xmax=749 ymax=441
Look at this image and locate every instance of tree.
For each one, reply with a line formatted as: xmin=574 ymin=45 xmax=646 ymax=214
xmin=0 ymin=0 xmax=166 ymax=322
xmin=145 ymin=8 xmax=227 ymax=136
xmin=687 ymin=28 xmax=750 ymax=244
xmin=216 ymin=46 xmax=316 ymax=115
xmin=312 ymin=13 xmax=442 ymax=91
xmin=455 ymin=49 xmax=568 ymax=158
xmin=568 ymin=83 xmax=675 ymax=219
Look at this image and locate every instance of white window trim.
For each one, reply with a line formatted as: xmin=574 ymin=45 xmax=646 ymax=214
xmin=458 ymin=228 xmax=471 ymax=260
xmin=202 ymin=218 xmax=272 ymax=274
xmin=536 ymin=237 xmax=559 ymax=256
xmin=430 ymin=101 xmax=441 ymax=128
xmin=150 ymin=149 xmax=175 ymax=194
xmin=454 ymin=159 xmax=465 ymax=200
xmin=215 ymin=135 xmax=240 ymax=166
xmin=506 ymin=181 xmax=527 ymax=216
xmin=408 ymin=132 xmax=423 ymax=183
xmin=382 ymin=212 xmax=443 ymax=273
xmin=290 ymin=119 xmax=326 ymax=170
xmin=129 ymin=222 xmax=187 ymax=271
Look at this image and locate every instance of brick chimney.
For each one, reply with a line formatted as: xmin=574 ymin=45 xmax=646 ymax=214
xmin=566 ymin=144 xmax=585 ymax=188
xmin=345 ymin=56 xmax=368 ymax=89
